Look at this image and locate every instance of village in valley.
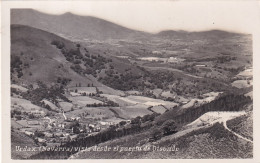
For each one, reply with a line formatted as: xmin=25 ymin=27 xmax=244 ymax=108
xmin=11 ymin=84 xmax=125 ymax=146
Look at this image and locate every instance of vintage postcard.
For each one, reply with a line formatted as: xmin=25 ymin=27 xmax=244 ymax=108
xmin=1 ymin=1 xmax=260 ymax=162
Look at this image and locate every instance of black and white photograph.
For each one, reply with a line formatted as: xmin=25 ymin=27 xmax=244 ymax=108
xmin=1 ymin=0 xmax=260 ymax=161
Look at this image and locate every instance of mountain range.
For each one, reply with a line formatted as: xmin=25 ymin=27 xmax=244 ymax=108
xmin=11 ymin=9 xmax=246 ymax=41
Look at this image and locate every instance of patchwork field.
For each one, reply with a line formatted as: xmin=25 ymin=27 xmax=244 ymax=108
xmin=11 ymin=119 xmax=24 ymax=129
xmin=97 ymin=86 xmax=125 ymax=96
xmin=58 ymin=101 xmax=74 ymax=112
xmin=150 ymin=105 xmax=167 ymax=114
xmin=64 ymin=106 xmax=116 ymax=120
xmin=161 ymin=91 xmax=176 ymax=98
xmin=41 ymin=99 xmax=59 ymax=110
xmin=111 ymin=104 xmax=152 ymax=119
xmin=101 ymin=94 xmax=178 ymax=108
xmin=11 ymin=84 xmax=28 ymax=92
xmin=68 ymin=96 xmax=103 ymax=107
xmin=11 ymin=97 xmax=44 ymax=111
xmin=127 ymin=95 xmax=178 ymax=107
xmin=237 ymin=68 xmax=252 ymax=78
xmin=232 ymin=80 xmax=252 ymax=89
xmin=68 ymin=87 xmax=97 ymax=94
xmin=137 ymin=57 xmax=184 ymax=63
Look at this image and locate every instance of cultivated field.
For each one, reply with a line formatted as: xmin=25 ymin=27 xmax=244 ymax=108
xmin=68 ymin=96 xmax=103 ymax=107
xmin=12 ymin=97 xmax=44 ymax=111
xmin=101 ymin=94 xmax=178 ymax=108
xmin=110 ymin=104 xmax=152 ymax=119
xmin=68 ymin=87 xmax=97 ymax=94
xmin=58 ymin=101 xmax=73 ymax=112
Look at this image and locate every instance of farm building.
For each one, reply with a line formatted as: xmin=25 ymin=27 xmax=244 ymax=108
xmin=58 ymin=123 xmax=65 ymax=128
xmin=43 ymin=132 xmax=53 ymax=138
xmin=60 ymin=136 xmax=69 ymax=142
xmin=54 ymin=132 xmax=64 ymax=137
xmin=70 ymin=135 xmax=78 ymax=141
xmin=99 ymin=121 xmax=115 ymax=126
xmin=93 ymin=125 xmax=101 ymax=132
xmin=37 ymin=138 xmax=46 ymax=143
xmin=29 ymin=109 xmax=45 ymax=117
xmin=24 ymin=131 xmax=34 ymax=136
xmin=195 ymin=64 xmax=206 ymax=67
xmin=27 ymin=120 xmax=40 ymax=125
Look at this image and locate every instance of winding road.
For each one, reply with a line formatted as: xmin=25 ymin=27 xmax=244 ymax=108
xmin=223 ymin=121 xmax=253 ymax=143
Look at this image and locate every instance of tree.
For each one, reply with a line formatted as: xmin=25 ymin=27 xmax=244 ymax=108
xmin=119 ymin=121 xmax=126 ymax=126
xmin=15 ymin=115 xmax=22 ymax=120
xmin=73 ymin=126 xmax=80 ymax=134
xmin=151 ymin=128 xmax=163 ymax=141
xmin=131 ymin=116 xmax=141 ymax=124
xmin=29 ymin=114 xmax=35 ymax=119
xmin=162 ymin=120 xmax=177 ymax=135
xmin=34 ymin=130 xmax=45 ymax=138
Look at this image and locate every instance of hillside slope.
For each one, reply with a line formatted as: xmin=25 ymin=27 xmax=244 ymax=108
xmin=69 ymin=96 xmax=253 ymax=159
xmin=11 ymin=9 xmax=149 ymax=41
xmin=71 ymin=111 xmax=253 ymax=159
xmin=11 ymin=24 xmax=101 ymax=87
xmin=11 ymin=130 xmax=40 ymax=159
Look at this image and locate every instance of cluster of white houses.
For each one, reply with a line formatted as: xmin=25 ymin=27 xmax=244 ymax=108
xmin=22 ymin=118 xmax=117 ymax=144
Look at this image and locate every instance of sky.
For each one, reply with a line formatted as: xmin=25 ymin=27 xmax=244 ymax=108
xmin=24 ymin=1 xmax=260 ymax=34
xmin=3 ymin=0 xmax=260 ymax=34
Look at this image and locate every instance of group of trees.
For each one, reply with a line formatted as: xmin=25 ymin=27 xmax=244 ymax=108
xmin=51 ymin=40 xmax=65 ymax=49
xmin=86 ymin=100 xmax=119 ymax=107
xmin=11 ymin=52 xmax=32 ymax=81
xmin=100 ymin=70 xmax=145 ymax=91
xmin=11 ymin=88 xmax=20 ymax=96
xmin=149 ymin=119 xmax=178 ymax=141
xmin=56 ymin=77 xmax=71 ymax=86
xmin=52 ymin=40 xmax=111 ymax=77
xmin=100 ymin=65 xmax=228 ymax=99
xmin=215 ymin=56 xmax=236 ymax=63
xmin=11 ymin=55 xmax=26 ymax=79
xmin=11 ymin=108 xmax=39 ymax=120
xmin=157 ymin=93 xmax=252 ymax=126
xmin=21 ymin=81 xmax=70 ymax=111
xmin=11 ymin=109 xmax=22 ymax=119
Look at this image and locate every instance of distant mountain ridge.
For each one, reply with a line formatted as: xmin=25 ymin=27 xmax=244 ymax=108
xmin=156 ymin=29 xmax=245 ymax=40
xmin=11 ymin=9 xmax=247 ymax=41
xmin=11 ymin=9 xmax=150 ymax=41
